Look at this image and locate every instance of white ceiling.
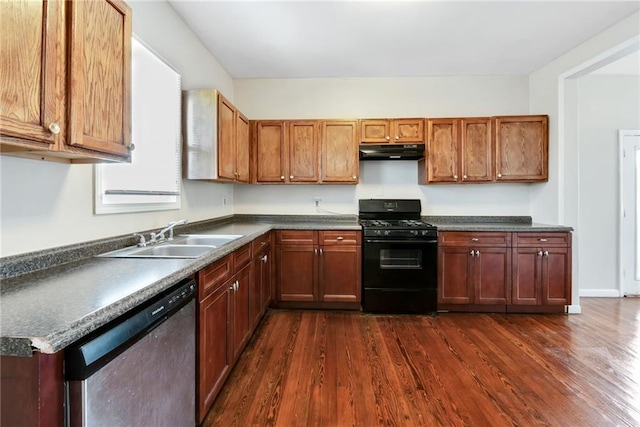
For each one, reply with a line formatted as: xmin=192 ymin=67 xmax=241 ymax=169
xmin=168 ymin=1 xmax=640 ymax=79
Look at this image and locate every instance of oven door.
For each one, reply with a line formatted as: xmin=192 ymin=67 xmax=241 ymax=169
xmin=363 ymin=238 xmax=437 ymax=290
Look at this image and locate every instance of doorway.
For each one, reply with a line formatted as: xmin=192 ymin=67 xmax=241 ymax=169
xmin=620 ymin=130 xmax=640 ymax=296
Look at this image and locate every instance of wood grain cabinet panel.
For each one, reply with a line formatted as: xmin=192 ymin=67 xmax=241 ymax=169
xmin=1 ymin=0 xmax=132 ymax=162
xmin=236 ymin=112 xmax=250 ymax=182
xmin=289 ymin=121 xmax=319 ymax=182
xmin=255 ymin=121 xmax=287 ymax=183
xmin=217 ymin=93 xmax=250 ymax=183
xmin=360 ymin=118 xmax=424 ymax=143
xmin=494 ymin=115 xmax=548 ymax=182
xmin=439 ymin=246 xmax=473 ymax=305
xmin=319 ymin=245 xmax=361 ymax=303
xmin=276 ymin=244 xmax=317 ymax=302
xmin=320 ymin=120 xmax=359 ymax=183
xmin=420 ymin=118 xmax=492 ymax=184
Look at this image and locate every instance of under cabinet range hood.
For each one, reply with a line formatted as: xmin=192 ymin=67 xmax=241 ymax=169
xmin=359 ymin=144 xmax=425 ymax=160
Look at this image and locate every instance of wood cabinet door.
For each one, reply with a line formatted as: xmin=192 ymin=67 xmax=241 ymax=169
xmin=0 ymin=0 xmax=62 ymax=148
xmin=495 ymin=115 xmax=548 ymax=182
xmin=392 ymin=119 xmax=424 ymax=143
xmin=512 ymin=247 xmax=542 ymax=305
xmin=461 ymin=118 xmax=493 ymax=182
xmin=288 ymin=120 xmax=319 ymax=182
xmin=236 ymin=111 xmax=250 ymax=182
xmin=320 ymin=120 xmax=358 ymax=183
xmin=438 ymin=246 xmax=472 ymax=304
xmin=474 ymin=247 xmax=511 ymax=305
xmin=427 ymin=119 xmax=459 ymax=183
xmin=67 ymin=0 xmax=131 ymax=158
xmin=256 ymin=121 xmax=286 ymax=183
xmin=259 ymin=247 xmax=272 ymax=313
xmin=250 ymin=254 xmax=263 ymax=329
xmin=231 ymin=264 xmax=251 ymax=360
xmin=360 ymin=119 xmax=390 ymax=143
xmin=198 ymin=282 xmax=231 ymax=423
xmin=542 ymin=247 xmax=571 ymax=305
xmin=276 ymin=245 xmax=317 ymax=301
xmin=319 ymin=245 xmax=361 ymax=302
xmin=217 ymin=94 xmax=236 ymax=181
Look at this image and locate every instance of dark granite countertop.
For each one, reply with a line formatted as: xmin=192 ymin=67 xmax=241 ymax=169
xmin=0 ymin=216 xmax=360 ymax=356
xmin=0 ymin=214 xmax=571 ymax=357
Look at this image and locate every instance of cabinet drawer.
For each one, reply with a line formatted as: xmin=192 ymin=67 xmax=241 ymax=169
xmin=276 ymin=230 xmax=317 ymax=245
xmin=234 ymin=243 xmax=252 ymax=271
xmin=513 ymin=232 xmax=571 ymax=247
xmin=319 ymin=230 xmax=361 ymax=245
xmin=198 ymin=255 xmax=233 ymax=300
xmin=439 ymin=232 xmax=510 ymax=247
xmin=251 ymin=232 xmax=271 ymax=256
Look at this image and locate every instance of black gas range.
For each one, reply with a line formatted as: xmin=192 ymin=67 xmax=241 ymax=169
xmin=359 ymin=199 xmax=438 ymax=314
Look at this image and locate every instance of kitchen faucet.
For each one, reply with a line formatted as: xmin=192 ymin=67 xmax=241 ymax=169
xmin=145 ymin=219 xmax=188 ymax=245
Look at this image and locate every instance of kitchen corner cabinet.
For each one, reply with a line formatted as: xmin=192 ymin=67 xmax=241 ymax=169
xmin=1 ymin=0 xmax=132 ymax=163
xmin=359 ymin=118 xmax=424 ymax=144
xmin=511 ymin=232 xmax=572 ymax=309
xmin=419 ymin=117 xmax=492 ymax=184
xmin=438 ymin=232 xmax=511 ymax=309
xmin=275 ymin=230 xmax=361 ymax=307
xmin=218 ymin=94 xmax=250 ymax=182
xmin=494 ymin=115 xmax=548 ymax=182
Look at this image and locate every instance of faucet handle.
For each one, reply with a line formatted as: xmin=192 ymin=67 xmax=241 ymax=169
xmin=133 ymin=233 xmax=147 ymax=247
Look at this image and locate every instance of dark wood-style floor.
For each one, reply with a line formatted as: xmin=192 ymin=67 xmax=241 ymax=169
xmin=203 ymin=298 xmax=640 ymax=426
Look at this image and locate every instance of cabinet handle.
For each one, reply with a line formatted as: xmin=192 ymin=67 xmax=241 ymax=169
xmin=280 ymin=175 xmax=285 ymax=180
xmin=454 ymin=175 xmax=458 ymax=179
xmin=470 ymin=250 xmax=475 ymax=257
xmin=336 ymin=236 xmax=344 ymax=241
xmin=544 ymin=250 xmax=549 ymax=257
xmin=463 ymin=175 xmax=468 ymax=179
xmin=539 ymin=238 xmax=548 ymax=242
xmin=471 ymin=238 xmax=479 ymax=242
xmin=48 ymin=122 xmax=61 ymax=135
xmin=538 ymin=251 xmax=543 ymax=256
xmin=290 ymin=175 xmax=294 ymax=179
xmin=320 ymin=248 xmax=323 ymax=256
xmin=262 ymin=255 xmax=267 ymax=262
xmin=475 ymin=250 xmax=480 ymax=257
xmin=314 ymin=248 xmax=318 ymax=255
xmin=385 ymin=136 xmax=390 ymax=141
xmin=497 ymin=173 xmax=503 ymax=178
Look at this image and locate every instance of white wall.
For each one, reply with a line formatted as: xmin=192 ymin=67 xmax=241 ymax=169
xmin=577 ymin=75 xmax=640 ymax=294
xmin=0 ymin=1 xmax=234 ymax=257
xmin=233 ymin=76 xmax=533 ymax=215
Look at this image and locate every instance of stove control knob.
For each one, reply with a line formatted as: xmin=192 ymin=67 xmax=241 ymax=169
xmin=411 ymin=230 xmax=418 ymax=236
xmin=384 ymin=230 xmax=390 ymax=236
xmin=374 ymin=230 xmax=381 ymax=236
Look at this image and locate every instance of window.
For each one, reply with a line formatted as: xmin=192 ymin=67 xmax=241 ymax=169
xmin=95 ymin=36 xmax=182 ymax=214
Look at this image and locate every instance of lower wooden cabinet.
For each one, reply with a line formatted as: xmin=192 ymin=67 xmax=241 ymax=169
xmin=196 ymin=235 xmax=272 ymax=423
xmin=275 ymin=230 xmax=361 ymax=307
xmin=438 ymin=231 xmax=571 ymax=313
xmin=251 ymin=232 xmax=272 ymax=329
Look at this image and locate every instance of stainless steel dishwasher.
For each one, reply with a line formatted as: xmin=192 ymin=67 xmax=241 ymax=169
xmin=65 ymin=279 xmax=196 ymax=427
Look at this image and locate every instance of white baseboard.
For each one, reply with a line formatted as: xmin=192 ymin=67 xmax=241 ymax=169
xmin=567 ymin=304 xmax=582 ymax=314
xmin=579 ymin=289 xmax=621 ymax=297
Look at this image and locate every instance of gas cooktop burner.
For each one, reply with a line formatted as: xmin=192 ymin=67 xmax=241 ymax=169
xmin=360 ymin=219 xmax=435 ymax=228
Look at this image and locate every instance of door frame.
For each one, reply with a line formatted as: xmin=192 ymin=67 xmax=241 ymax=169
xmin=619 ymin=129 xmax=640 ymax=296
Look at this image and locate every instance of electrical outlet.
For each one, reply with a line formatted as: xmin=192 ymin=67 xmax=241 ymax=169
xmin=223 ymin=197 xmax=227 ymax=206
xmin=313 ymin=196 xmax=322 ymax=206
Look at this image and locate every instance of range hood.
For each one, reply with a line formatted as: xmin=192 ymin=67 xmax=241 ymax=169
xmin=359 ymin=143 xmax=425 ymax=161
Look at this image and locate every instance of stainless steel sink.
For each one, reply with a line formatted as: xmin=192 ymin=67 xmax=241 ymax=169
xmin=99 ymin=244 xmax=216 ymax=259
xmin=175 ymin=235 xmax=242 ymax=247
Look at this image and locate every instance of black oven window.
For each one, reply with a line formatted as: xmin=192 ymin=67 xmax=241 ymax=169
xmin=380 ymin=249 xmax=422 ymax=269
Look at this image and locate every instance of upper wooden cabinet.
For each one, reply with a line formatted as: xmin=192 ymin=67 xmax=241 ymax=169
xmin=320 ymin=120 xmax=359 ymax=183
xmin=420 ymin=117 xmax=492 ymax=184
xmin=0 ymin=0 xmax=132 ymax=163
xmin=253 ymin=119 xmax=358 ymax=184
xmin=183 ymin=90 xmax=250 ymax=182
xmin=494 ymin=115 xmax=548 ymax=182
xmin=360 ymin=118 xmax=424 ymax=144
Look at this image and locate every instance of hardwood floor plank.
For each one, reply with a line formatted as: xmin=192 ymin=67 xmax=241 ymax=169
xmin=203 ymin=298 xmax=640 ymax=427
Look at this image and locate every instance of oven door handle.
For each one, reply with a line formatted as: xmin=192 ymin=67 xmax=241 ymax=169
xmin=365 ymin=239 xmax=438 ymax=244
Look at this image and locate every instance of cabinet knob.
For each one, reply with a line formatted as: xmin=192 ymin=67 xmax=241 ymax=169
xmin=352 ymin=175 xmax=357 ymax=179
xmin=336 ymin=236 xmax=344 ymax=241
xmin=471 ymin=238 xmax=479 ymax=242
xmin=463 ymin=175 xmax=468 ymax=179
xmin=453 ymin=175 xmax=458 ymax=179
xmin=538 ymin=251 xmax=543 ymax=256
xmin=290 ymin=175 xmax=294 ymax=179
xmin=48 ymin=122 xmax=61 ymax=134
xmin=385 ymin=136 xmax=390 ymax=141
xmin=475 ymin=250 xmax=480 ymax=256
xmin=128 ymin=143 xmax=135 ymax=151
xmin=544 ymin=250 xmax=549 ymax=257
xmin=470 ymin=250 xmax=475 ymax=256
xmin=395 ymin=136 xmax=399 ymax=140
xmin=497 ymin=173 xmax=503 ymax=178
xmin=280 ymin=175 xmax=285 ymax=180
